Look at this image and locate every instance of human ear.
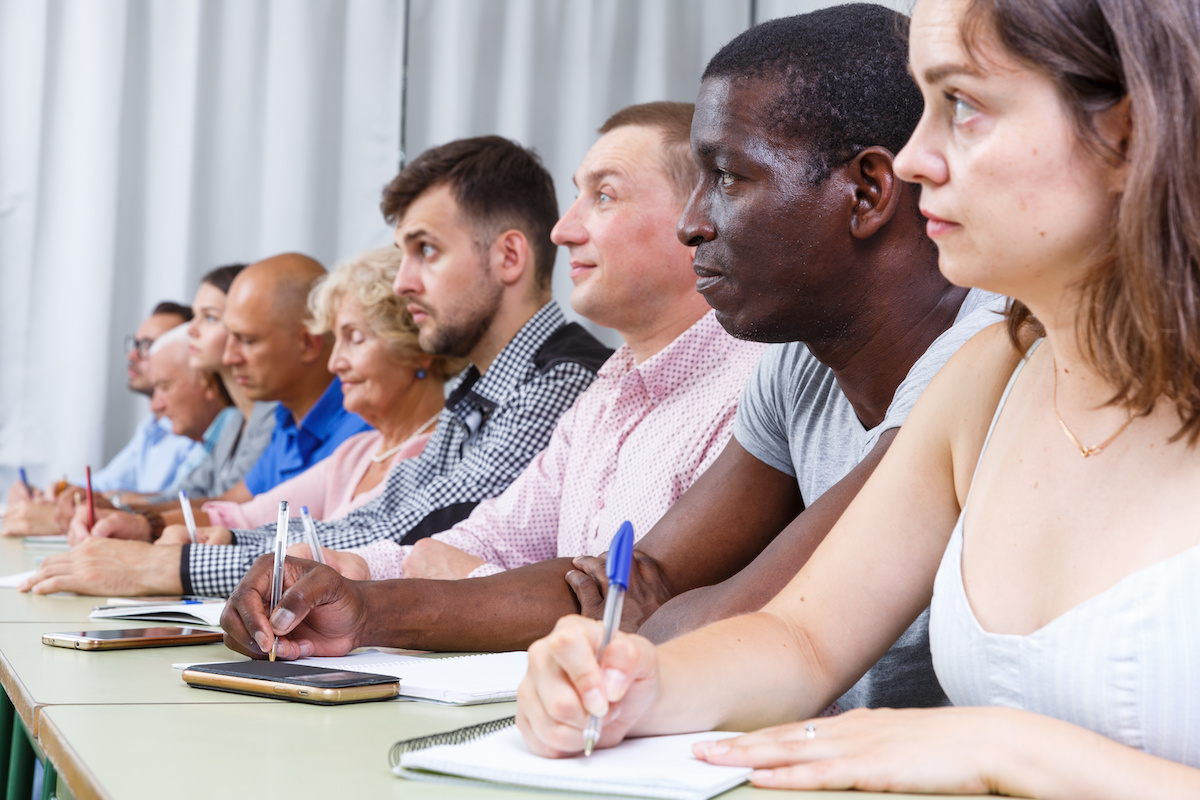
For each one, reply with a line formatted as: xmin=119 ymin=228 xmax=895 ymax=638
xmin=297 ymin=330 xmax=331 ymax=365
xmin=491 ymin=230 xmax=530 ymax=287
xmin=1096 ymin=95 xmax=1132 ymax=193
xmin=847 ymin=147 xmax=900 ymax=240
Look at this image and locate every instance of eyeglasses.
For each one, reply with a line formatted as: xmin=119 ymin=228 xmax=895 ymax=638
xmin=124 ymin=335 xmax=154 ymax=358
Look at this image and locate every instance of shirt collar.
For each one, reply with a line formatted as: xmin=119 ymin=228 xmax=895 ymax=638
xmin=274 ymin=377 xmax=348 ymax=443
xmin=597 ymin=310 xmax=728 ymax=404
xmin=446 ymin=301 xmax=567 ymax=417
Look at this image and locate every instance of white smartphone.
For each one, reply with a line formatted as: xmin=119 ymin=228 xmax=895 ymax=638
xmin=42 ymin=627 xmax=225 ymax=650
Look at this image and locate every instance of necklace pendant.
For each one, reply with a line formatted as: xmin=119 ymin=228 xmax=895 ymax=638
xmin=1080 ymin=446 xmax=1101 ymax=457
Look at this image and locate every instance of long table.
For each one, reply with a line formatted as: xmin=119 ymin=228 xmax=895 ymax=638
xmin=0 ymin=535 xmax=978 ymax=800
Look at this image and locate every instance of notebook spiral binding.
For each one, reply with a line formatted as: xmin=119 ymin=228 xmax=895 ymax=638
xmin=388 ymin=715 xmax=516 ymax=768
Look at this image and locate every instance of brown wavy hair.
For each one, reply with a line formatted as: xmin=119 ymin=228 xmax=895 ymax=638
xmin=960 ymin=0 xmax=1200 ymax=441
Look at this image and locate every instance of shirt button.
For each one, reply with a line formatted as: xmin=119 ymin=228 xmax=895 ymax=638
xmin=652 ymin=384 xmax=665 ymax=397
xmin=595 ymin=496 xmax=604 ymax=510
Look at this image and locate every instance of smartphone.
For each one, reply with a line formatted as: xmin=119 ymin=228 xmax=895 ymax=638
xmin=182 ymin=660 xmax=400 ymax=705
xmin=42 ymin=627 xmax=225 ymax=650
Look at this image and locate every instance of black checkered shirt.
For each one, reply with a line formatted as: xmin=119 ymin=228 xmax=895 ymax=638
xmin=181 ymin=303 xmax=611 ymax=596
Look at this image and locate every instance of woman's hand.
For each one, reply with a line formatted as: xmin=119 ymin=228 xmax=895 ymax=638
xmin=286 ymin=544 xmax=370 ymax=581
xmin=516 ymin=615 xmax=660 ymax=758
xmin=158 ymin=525 xmax=233 ymax=546
xmin=692 ymin=707 xmax=1010 ymax=795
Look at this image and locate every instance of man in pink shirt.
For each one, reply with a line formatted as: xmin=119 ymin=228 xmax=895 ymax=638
xmin=309 ymin=102 xmax=765 ymax=581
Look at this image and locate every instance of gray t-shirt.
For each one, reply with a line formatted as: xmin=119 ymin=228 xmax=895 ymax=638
xmin=176 ymin=402 xmax=277 ymax=498
xmin=734 ymin=289 xmax=1005 ymax=711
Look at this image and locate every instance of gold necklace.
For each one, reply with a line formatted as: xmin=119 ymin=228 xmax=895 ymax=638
xmin=1051 ymin=357 xmax=1136 ymax=457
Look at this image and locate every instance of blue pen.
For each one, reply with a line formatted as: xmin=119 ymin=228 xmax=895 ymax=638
xmin=582 ymin=520 xmax=634 ymax=757
xmin=18 ymin=468 xmax=31 ymax=498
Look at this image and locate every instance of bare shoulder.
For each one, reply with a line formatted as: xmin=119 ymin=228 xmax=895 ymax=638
xmin=911 ymin=322 xmax=1026 ymax=494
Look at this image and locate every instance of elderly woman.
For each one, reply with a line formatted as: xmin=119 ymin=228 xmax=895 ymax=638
xmin=177 ymin=247 xmax=463 ymax=534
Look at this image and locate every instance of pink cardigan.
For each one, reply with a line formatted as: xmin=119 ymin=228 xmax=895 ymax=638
xmin=202 ymin=429 xmax=431 ymax=529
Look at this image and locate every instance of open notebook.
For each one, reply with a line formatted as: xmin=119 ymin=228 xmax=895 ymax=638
xmin=91 ymin=600 xmax=226 ymax=627
xmin=392 ymin=718 xmax=751 ymax=800
xmin=298 ymin=650 xmax=528 ymax=704
xmin=174 ymin=650 xmax=529 ymax=705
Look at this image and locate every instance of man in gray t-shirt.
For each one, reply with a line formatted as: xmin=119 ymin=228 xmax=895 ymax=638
xmin=732 ymin=289 xmax=1003 ymax=710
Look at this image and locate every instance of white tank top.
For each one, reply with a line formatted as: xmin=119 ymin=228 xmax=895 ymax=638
xmin=929 ymin=341 xmax=1200 ymax=767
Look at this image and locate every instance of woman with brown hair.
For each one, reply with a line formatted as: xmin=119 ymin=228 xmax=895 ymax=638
xmin=516 ymin=0 xmax=1200 ymax=794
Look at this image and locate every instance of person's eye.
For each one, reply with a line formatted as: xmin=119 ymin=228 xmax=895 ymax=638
xmin=598 ymin=191 xmax=613 ymax=203
xmin=718 ymin=170 xmax=736 ymax=187
xmin=205 ymin=313 xmax=219 ymax=323
xmin=350 ymin=330 xmax=366 ymax=345
xmin=947 ymin=94 xmax=980 ymax=125
xmin=420 ymin=243 xmax=436 ymax=259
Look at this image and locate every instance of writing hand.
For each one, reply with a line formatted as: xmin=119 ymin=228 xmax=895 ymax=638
xmin=19 ymin=538 xmax=183 ymax=596
xmin=516 ymin=614 xmax=659 ymax=758
xmin=222 ymin=554 xmax=369 ymax=660
xmin=566 ymin=550 xmax=674 ymax=632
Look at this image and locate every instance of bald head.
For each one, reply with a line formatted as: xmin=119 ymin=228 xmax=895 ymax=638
xmin=150 ymin=338 xmax=226 ymax=441
xmin=220 ymin=252 xmax=335 ymax=409
xmin=227 ymin=253 xmax=326 ymax=325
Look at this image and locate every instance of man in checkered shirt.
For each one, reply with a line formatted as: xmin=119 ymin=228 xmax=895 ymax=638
xmin=26 ymin=136 xmax=610 ymax=598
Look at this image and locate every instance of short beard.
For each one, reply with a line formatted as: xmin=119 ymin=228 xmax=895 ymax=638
xmin=419 ymin=278 xmax=504 ymax=360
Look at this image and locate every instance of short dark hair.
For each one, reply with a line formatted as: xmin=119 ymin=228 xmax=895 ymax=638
xmin=703 ymin=4 xmax=921 ymax=183
xmin=151 ymin=301 xmax=193 ymax=322
xmin=380 ymin=136 xmax=559 ymax=292
xmin=200 ymin=263 xmax=248 ymax=295
xmin=599 ymin=102 xmax=697 ymax=203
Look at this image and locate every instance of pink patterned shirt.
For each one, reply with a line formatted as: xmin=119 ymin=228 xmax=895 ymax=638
xmin=349 ymin=311 xmax=765 ymax=578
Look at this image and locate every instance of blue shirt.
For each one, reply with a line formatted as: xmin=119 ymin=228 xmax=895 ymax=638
xmin=241 ymin=378 xmax=372 ymax=495
xmin=90 ymin=414 xmax=205 ymax=494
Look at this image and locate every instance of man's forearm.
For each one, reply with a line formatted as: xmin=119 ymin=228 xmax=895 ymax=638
xmin=358 ymin=557 xmax=582 ymax=652
xmin=639 ymin=428 xmax=898 ymax=643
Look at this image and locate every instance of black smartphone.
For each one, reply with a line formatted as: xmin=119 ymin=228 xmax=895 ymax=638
xmin=182 ymin=660 xmax=400 ymax=705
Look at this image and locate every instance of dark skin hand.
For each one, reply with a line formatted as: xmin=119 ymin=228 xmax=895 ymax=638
xmin=639 ymin=427 xmax=897 ymax=643
xmin=566 ymin=550 xmax=676 ymax=632
xmin=224 ymin=440 xmax=803 ymax=656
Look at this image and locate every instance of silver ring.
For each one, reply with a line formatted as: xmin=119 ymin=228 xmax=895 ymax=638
xmin=805 ymin=723 xmax=816 ymax=740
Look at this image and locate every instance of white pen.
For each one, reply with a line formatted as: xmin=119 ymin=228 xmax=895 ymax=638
xmin=583 ymin=521 xmax=634 ymax=757
xmin=269 ymin=500 xmax=289 ymax=661
xmin=178 ymin=490 xmax=197 ymax=544
xmin=299 ymin=506 xmax=325 ymax=566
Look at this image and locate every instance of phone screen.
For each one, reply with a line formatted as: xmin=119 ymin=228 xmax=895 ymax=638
xmin=69 ymin=627 xmax=215 ymax=640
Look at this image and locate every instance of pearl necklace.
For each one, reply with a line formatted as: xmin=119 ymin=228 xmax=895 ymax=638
xmin=371 ymin=413 xmax=440 ymax=463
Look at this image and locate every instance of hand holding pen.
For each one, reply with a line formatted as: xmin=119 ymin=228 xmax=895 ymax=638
xmin=583 ymin=520 xmax=635 ymax=756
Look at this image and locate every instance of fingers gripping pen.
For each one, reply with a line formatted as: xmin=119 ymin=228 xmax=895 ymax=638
xmin=582 ymin=520 xmax=634 ymax=756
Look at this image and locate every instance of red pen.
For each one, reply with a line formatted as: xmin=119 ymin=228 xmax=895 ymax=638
xmin=85 ymin=465 xmax=95 ymax=531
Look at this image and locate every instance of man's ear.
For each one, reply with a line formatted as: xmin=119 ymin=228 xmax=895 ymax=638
xmin=847 ymin=146 xmax=900 ymax=240
xmin=297 ymin=330 xmax=330 ymax=365
xmin=490 ymin=229 xmax=531 ymax=287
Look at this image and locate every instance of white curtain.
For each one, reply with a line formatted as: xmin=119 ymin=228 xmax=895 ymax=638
xmin=0 ymin=0 xmax=899 ymax=487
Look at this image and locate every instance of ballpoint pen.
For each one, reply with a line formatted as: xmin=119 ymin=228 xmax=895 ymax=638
xmin=18 ymin=467 xmax=31 ymax=499
xmin=178 ymin=490 xmax=198 ymax=544
xmin=582 ymin=520 xmax=634 ymax=757
xmin=299 ymin=506 xmax=325 ymax=566
xmin=269 ymin=501 xmax=289 ymax=661
xmin=84 ymin=466 xmax=95 ymax=532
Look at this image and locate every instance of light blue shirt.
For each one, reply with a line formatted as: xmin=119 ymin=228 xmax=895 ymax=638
xmin=89 ymin=414 xmax=205 ymax=494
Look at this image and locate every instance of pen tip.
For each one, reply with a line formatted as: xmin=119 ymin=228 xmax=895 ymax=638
xmin=584 ymin=742 xmax=594 ymax=757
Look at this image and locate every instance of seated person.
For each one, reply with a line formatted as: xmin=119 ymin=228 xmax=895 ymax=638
xmin=3 ymin=302 xmax=200 ymax=536
xmin=55 ymin=253 xmax=374 ymax=541
xmin=156 ymin=263 xmax=276 ymax=502
xmin=217 ymin=6 xmax=999 ymax=689
xmin=20 ymin=136 xmax=609 ymax=597
xmin=517 ymin=0 xmax=1200 ymax=794
xmin=145 ymin=328 xmax=236 ymax=482
xmin=168 ymin=246 xmax=464 ymax=533
xmin=311 ymin=102 xmax=765 ymax=582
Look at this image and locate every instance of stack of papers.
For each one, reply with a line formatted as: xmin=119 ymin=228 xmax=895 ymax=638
xmin=91 ymin=600 xmax=226 ymax=627
xmin=298 ymin=650 xmax=529 ymax=705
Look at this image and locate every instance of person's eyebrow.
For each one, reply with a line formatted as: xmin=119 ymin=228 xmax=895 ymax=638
xmin=402 ymin=227 xmax=431 ymax=245
xmin=576 ymin=167 xmax=625 ymax=189
xmin=920 ymin=62 xmax=984 ymax=85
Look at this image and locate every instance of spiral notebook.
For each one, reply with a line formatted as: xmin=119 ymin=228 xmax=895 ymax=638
xmin=90 ymin=600 xmax=226 ymax=627
xmin=391 ymin=717 xmax=751 ymax=800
